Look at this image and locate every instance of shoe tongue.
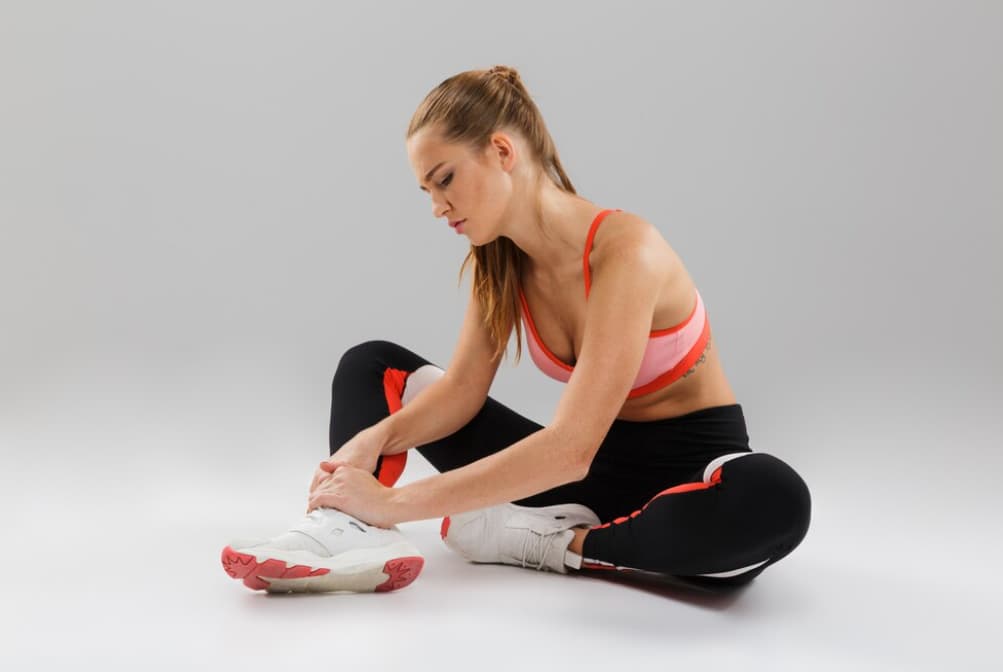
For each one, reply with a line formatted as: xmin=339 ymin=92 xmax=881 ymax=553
xmin=539 ymin=528 xmax=575 ymax=572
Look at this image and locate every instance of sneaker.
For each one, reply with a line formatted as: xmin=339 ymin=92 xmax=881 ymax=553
xmin=221 ymin=507 xmax=424 ymax=593
xmin=440 ymin=502 xmax=601 ymax=574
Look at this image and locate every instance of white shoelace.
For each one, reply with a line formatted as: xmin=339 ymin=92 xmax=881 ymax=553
xmin=519 ymin=529 xmax=563 ymax=570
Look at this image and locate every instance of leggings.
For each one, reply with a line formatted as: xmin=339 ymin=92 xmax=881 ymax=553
xmin=330 ymin=340 xmax=812 ymax=587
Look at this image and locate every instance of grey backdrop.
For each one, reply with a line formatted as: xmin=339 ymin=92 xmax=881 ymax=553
xmin=1 ymin=1 xmax=1000 ymax=670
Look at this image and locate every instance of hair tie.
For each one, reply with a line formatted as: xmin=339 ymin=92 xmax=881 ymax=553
xmin=490 ymin=66 xmax=517 ymax=85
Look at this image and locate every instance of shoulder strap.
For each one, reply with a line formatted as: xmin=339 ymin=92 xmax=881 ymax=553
xmin=583 ymin=209 xmax=623 ymax=297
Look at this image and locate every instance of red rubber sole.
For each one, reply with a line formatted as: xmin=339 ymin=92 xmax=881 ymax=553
xmin=374 ymin=556 xmax=424 ymax=592
xmin=221 ymin=546 xmax=423 ymax=593
xmin=221 ymin=546 xmax=331 ymax=590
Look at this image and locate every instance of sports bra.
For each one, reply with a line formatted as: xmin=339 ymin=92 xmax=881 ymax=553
xmin=517 ymin=208 xmax=711 ymax=400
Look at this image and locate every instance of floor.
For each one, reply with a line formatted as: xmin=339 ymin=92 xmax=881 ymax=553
xmin=1 ymin=396 xmax=998 ymax=671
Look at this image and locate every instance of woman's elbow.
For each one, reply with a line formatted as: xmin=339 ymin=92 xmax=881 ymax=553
xmin=565 ymin=443 xmax=597 ymax=482
xmin=547 ymin=425 xmax=598 ymax=482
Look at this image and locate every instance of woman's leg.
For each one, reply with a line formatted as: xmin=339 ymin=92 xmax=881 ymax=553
xmin=225 ymin=338 xmax=553 ymax=595
xmin=330 ymin=340 xmax=811 ymax=586
xmin=329 ymin=339 xmax=546 ymax=484
xmin=579 ymin=451 xmax=812 ymax=586
xmin=523 ymin=405 xmax=811 ymax=585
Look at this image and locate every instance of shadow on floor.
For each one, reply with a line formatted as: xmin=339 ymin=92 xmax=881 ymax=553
xmin=580 ymin=568 xmax=755 ymax=609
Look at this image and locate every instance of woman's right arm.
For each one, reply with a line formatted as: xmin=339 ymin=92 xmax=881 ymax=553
xmin=312 ymin=279 xmax=506 ymax=498
xmin=375 ymin=278 xmax=507 ymax=456
xmin=311 ymin=375 xmax=487 ymax=497
xmin=373 ymin=374 xmax=487 ymax=456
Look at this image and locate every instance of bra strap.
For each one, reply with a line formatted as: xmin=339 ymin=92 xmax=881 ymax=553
xmin=583 ymin=208 xmax=624 ymax=297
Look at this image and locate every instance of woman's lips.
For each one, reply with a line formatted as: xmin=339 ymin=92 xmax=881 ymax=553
xmin=451 ymin=219 xmax=466 ymax=233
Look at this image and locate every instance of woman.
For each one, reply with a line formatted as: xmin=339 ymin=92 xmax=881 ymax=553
xmin=221 ymin=65 xmax=811 ymax=594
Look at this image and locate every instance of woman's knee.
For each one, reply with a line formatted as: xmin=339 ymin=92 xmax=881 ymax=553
xmin=332 ymin=340 xmax=436 ymax=395
xmin=727 ymin=452 xmax=812 ymax=550
xmin=333 ymin=340 xmax=388 ymax=391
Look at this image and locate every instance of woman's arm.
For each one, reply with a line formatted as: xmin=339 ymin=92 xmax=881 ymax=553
xmin=385 ymin=227 xmax=666 ymax=524
xmin=388 ymin=425 xmax=586 ymax=523
xmin=376 ymin=373 xmax=488 ymax=456
xmin=326 ymin=221 xmax=663 ymax=525
xmin=377 ymin=281 xmax=506 ymax=456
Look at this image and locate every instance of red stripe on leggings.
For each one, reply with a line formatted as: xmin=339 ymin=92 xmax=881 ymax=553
xmin=377 ymin=368 xmax=409 ymax=487
xmin=590 ymin=466 xmax=723 ymax=530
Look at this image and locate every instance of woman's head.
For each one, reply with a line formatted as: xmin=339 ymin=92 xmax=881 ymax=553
xmin=407 ymin=124 xmax=520 ymax=246
xmin=406 ymin=65 xmax=579 ymax=364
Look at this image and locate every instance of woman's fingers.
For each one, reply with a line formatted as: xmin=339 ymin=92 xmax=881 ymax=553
xmin=307 ymin=492 xmax=340 ymax=512
xmin=310 ymin=468 xmax=344 ymax=494
xmin=307 ymin=461 xmax=351 ymax=506
xmin=310 ymin=464 xmax=336 ymax=493
xmin=310 ymin=460 xmax=342 ymax=486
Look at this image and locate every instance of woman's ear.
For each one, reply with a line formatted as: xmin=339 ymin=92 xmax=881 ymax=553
xmin=487 ymin=131 xmax=517 ymax=172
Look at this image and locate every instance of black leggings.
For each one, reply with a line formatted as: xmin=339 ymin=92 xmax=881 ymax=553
xmin=330 ymin=340 xmax=811 ymax=587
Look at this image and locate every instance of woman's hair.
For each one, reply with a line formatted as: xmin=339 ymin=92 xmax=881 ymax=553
xmin=406 ymin=65 xmax=578 ymax=365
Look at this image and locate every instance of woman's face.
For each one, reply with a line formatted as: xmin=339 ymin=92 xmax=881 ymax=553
xmin=407 ymin=127 xmax=515 ymax=245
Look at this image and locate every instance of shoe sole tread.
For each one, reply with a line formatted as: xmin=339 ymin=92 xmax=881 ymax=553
xmin=221 ymin=545 xmax=424 ymax=593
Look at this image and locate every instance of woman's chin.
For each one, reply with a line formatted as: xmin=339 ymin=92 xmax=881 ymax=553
xmin=470 ymin=227 xmax=502 ymax=247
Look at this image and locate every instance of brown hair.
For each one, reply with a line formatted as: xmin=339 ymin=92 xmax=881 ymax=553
xmin=406 ymin=65 xmax=578 ymax=365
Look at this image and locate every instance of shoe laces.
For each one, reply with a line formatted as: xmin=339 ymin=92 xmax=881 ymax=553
xmin=518 ymin=528 xmax=564 ymax=571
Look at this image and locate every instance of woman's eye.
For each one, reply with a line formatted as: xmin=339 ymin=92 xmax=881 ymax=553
xmin=439 ymin=173 xmax=453 ymax=188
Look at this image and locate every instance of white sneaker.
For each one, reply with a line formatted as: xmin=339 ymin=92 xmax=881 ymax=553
xmin=221 ymin=507 xmax=424 ymax=593
xmin=440 ymin=502 xmax=601 ymax=574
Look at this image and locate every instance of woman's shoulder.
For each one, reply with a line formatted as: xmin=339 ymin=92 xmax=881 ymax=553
xmin=589 ymin=210 xmax=696 ymax=325
xmin=591 ymin=209 xmax=677 ymax=271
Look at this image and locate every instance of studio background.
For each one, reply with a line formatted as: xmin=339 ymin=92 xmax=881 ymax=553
xmin=1 ymin=1 xmax=1000 ymax=670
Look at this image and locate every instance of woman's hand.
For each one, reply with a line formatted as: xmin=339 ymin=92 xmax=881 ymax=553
xmin=308 ymin=425 xmax=386 ymax=498
xmin=307 ymin=462 xmax=398 ymax=528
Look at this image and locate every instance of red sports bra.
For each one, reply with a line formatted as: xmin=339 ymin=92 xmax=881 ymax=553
xmin=517 ymin=208 xmax=711 ymax=399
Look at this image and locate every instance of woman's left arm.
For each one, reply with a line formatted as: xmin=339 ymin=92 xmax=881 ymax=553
xmin=390 ymin=425 xmax=587 ymax=522
xmin=307 ymin=424 xmax=588 ymax=526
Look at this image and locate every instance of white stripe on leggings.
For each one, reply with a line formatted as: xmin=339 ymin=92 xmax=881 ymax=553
xmin=401 ymin=364 xmax=444 ymax=405
xmin=702 ymin=451 xmax=755 ymax=482
xmin=694 ymin=558 xmax=770 ymax=578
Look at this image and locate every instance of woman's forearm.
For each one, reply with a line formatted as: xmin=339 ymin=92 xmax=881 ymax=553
xmin=377 ymin=375 xmax=486 ymax=456
xmin=388 ymin=426 xmax=587 ymax=523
